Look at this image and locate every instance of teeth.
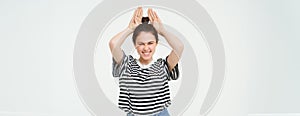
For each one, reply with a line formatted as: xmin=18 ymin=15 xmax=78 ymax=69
xmin=143 ymin=51 xmax=151 ymax=55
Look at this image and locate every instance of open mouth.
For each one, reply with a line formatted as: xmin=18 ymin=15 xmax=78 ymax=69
xmin=142 ymin=50 xmax=151 ymax=57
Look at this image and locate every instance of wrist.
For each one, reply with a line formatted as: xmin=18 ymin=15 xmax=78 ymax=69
xmin=125 ymin=27 xmax=134 ymax=34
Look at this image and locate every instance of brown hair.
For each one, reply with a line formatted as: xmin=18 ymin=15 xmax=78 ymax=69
xmin=132 ymin=23 xmax=158 ymax=45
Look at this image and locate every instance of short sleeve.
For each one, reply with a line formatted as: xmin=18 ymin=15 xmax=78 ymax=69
xmin=164 ymin=56 xmax=180 ymax=80
xmin=112 ymin=51 xmax=128 ymax=77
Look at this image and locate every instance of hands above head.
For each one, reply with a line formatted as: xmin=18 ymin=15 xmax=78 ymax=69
xmin=127 ymin=7 xmax=166 ymax=35
xmin=128 ymin=7 xmax=143 ymax=32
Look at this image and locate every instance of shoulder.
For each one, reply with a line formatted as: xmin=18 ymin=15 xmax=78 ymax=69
xmin=152 ymin=57 xmax=166 ymax=68
xmin=127 ymin=55 xmax=138 ymax=65
xmin=128 ymin=55 xmax=134 ymax=61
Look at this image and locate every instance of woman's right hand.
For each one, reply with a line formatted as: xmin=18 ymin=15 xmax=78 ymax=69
xmin=128 ymin=7 xmax=143 ymax=32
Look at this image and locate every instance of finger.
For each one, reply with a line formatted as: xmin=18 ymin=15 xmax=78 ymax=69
xmin=137 ymin=8 xmax=143 ymax=23
xmin=153 ymin=11 xmax=158 ymax=18
xmin=135 ymin=11 xmax=139 ymax=23
xmin=139 ymin=8 xmax=143 ymax=23
xmin=139 ymin=7 xmax=143 ymax=17
xmin=132 ymin=9 xmax=139 ymax=22
xmin=129 ymin=11 xmax=137 ymax=25
xmin=148 ymin=8 xmax=153 ymax=22
xmin=134 ymin=8 xmax=139 ymax=17
xmin=153 ymin=10 xmax=159 ymax=21
xmin=136 ymin=17 xmax=141 ymax=24
xmin=152 ymin=10 xmax=158 ymax=19
xmin=153 ymin=11 xmax=161 ymax=22
xmin=138 ymin=7 xmax=142 ymax=16
xmin=134 ymin=15 xmax=139 ymax=24
xmin=149 ymin=9 xmax=156 ymax=21
xmin=135 ymin=8 xmax=139 ymax=18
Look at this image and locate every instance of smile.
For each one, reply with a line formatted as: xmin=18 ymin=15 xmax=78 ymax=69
xmin=142 ymin=51 xmax=151 ymax=56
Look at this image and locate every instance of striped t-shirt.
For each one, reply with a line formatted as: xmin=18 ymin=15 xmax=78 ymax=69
xmin=112 ymin=52 xmax=179 ymax=115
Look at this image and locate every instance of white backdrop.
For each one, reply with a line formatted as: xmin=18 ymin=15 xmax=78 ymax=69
xmin=0 ymin=0 xmax=299 ymax=116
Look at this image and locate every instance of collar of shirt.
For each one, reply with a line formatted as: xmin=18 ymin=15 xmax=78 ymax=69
xmin=136 ymin=58 xmax=157 ymax=69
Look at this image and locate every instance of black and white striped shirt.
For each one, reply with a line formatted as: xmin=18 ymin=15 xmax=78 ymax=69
xmin=112 ymin=52 xmax=179 ymax=115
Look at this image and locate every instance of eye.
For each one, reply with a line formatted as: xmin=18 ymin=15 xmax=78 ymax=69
xmin=148 ymin=42 xmax=154 ymax=45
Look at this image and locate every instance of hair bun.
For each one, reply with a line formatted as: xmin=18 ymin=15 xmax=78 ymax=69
xmin=142 ymin=17 xmax=150 ymax=24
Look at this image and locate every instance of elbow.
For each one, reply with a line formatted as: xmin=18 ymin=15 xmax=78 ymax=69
xmin=180 ymin=42 xmax=184 ymax=50
xmin=178 ymin=42 xmax=184 ymax=55
xmin=109 ymin=39 xmax=116 ymax=51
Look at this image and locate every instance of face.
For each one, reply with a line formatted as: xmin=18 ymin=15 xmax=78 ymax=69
xmin=135 ymin=32 xmax=157 ymax=63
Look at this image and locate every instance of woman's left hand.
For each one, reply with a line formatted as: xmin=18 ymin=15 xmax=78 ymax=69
xmin=148 ymin=8 xmax=166 ymax=35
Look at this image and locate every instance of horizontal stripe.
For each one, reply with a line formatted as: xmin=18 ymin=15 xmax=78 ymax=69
xmin=120 ymin=85 xmax=169 ymax=92
xmin=119 ymin=77 xmax=168 ymax=85
xmin=129 ymin=92 xmax=170 ymax=100
xmin=130 ymin=104 xmax=165 ymax=111
xmin=132 ymin=107 xmax=165 ymax=116
xmin=130 ymin=101 xmax=169 ymax=108
xmin=119 ymin=75 xmax=168 ymax=82
xmin=121 ymin=88 xmax=169 ymax=96
xmin=112 ymin=54 xmax=179 ymax=115
xmin=119 ymin=81 xmax=168 ymax=89
xmin=129 ymin=95 xmax=170 ymax=105
xmin=130 ymin=96 xmax=171 ymax=103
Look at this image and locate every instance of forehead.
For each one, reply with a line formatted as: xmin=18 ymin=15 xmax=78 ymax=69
xmin=136 ymin=32 xmax=156 ymax=43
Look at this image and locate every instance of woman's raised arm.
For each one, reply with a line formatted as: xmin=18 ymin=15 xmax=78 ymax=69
xmin=109 ymin=7 xmax=143 ymax=64
xmin=148 ymin=8 xmax=184 ymax=71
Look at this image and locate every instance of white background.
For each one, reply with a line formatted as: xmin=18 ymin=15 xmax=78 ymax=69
xmin=0 ymin=0 xmax=299 ymax=116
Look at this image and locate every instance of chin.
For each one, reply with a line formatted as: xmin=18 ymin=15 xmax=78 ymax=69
xmin=140 ymin=55 xmax=151 ymax=60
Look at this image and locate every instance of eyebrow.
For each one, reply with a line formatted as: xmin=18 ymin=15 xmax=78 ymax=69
xmin=137 ymin=41 xmax=156 ymax=44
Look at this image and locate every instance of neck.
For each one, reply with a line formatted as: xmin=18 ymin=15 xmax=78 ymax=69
xmin=139 ymin=57 xmax=153 ymax=65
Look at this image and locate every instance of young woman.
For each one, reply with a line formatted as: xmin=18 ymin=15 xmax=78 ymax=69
xmin=109 ymin=7 xmax=184 ymax=116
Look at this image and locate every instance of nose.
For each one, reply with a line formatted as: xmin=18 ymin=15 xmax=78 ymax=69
xmin=143 ymin=44 xmax=149 ymax=50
